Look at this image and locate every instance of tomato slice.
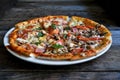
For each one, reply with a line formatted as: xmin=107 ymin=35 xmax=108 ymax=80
xmin=52 ymin=21 xmax=59 ymax=25
xmin=67 ymin=32 xmax=71 ymax=37
xmin=48 ymin=27 xmax=59 ymax=35
xmin=52 ymin=29 xmax=59 ymax=34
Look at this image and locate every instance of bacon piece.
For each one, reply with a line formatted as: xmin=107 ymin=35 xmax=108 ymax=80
xmin=48 ymin=27 xmax=59 ymax=35
xmin=89 ymin=37 xmax=102 ymax=40
xmin=35 ymin=48 xmax=45 ymax=53
xmin=56 ymin=39 xmax=64 ymax=45
xmin=76 ymin=26 xmax=88 ymax=30
xmin=86 ymin=26 xmax=94 ymax=29
xmin=77 ymin=36 xmax=102 ymax=41
xmin=77 ymin=36 xmax=89 ymax=41
xmin=71 ymin=48 xmax=83 ymax=54
xmin=27 ymin=26 xmax=34 ymax=29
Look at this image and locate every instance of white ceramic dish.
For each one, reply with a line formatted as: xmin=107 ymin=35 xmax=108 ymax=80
xmin=3 ymin=27 xmax=112 ymax=65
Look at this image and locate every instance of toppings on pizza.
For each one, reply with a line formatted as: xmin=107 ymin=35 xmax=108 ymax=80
xmin=8 ymin=16 xmax=111 ymax=60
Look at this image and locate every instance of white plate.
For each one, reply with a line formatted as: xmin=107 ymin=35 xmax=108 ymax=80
xmin=4 ymin=27 xmax=112 ymax=65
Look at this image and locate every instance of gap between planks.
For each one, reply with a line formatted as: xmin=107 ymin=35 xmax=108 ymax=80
xmin=1 ymin=69 xmax=120 ymax=72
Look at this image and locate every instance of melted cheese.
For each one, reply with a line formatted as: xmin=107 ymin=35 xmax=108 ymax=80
xmin=78 ymin=21 xmax=84 ymax=25
xmin=29 ymin=53 xmax=35 ymax=58
xmin=37 ymin=45 xmax=44 ymax=49
xmin=19 ymin=26 xmax=26 ymax=29
xmin=16 ymin=38 xmax=29 ymax=43
xmin=15 ymin=16 xmax=107 ymax=56
xmin=90 ymin=43 xmax=99 ymax=48
xmin=69 ymin=21 xmax=77 ymax=27
xmin=27 ymin=32 xmax=39 ymax=43
xmin=43 ymin=21 xmax=51 ymax=28
xmin=69 ymin=43 xmax=75 ymax=47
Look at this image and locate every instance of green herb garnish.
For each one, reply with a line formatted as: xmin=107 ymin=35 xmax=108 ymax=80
xmin=38 ymin=32 xmax=44 ymax=37
xmin=64 ymin=27 xmax=70 ymax=30
xmin=63 ymin=34 xmax=67 ymax=39
xmin=51 ymin=24 xmax=56 ymax=29
xmin=52 ymin=44 xmax=63 ymax=49
xmin=35 ymin=27 xmax=42 ymax=30
xmin=34 ymin=41 xmax=41 ymax=45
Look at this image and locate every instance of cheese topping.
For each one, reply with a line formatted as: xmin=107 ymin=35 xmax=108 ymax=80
xmin=16 ymin=16 xmax=108 ymax=55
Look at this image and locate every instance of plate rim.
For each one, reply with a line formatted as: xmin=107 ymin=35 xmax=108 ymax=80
xmin=3 ymin=27 xmax=112 ymax=65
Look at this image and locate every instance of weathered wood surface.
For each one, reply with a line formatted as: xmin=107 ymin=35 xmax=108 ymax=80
xmin=0 ymin=0 xmax=120 ymax=80
xmin=0 ymin=72 xmax=120 ymax=80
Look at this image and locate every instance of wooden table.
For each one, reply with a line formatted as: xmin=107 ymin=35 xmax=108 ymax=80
xmin=0 ymin=0 xmax=120 ymax=79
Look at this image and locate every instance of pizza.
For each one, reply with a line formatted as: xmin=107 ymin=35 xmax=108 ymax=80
xmin=7 ymin=16 xmax=111 ymax=60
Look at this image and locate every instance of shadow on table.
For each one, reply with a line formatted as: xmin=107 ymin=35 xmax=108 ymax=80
xmin=0 ymin=0 xmax=17 ymax=18
xmin=96 ymin=0 xmax=120 ymax=26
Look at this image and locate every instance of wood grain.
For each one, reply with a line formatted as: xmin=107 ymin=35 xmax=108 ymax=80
xmin=0 ymin=0 xmax=120 ymax=80
xmin=0 ymin=72 xmax=120 ymax=80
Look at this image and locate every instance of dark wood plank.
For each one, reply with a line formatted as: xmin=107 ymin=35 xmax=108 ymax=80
xmin=15 ymin=2 xmax=101 ymax=9
xmin=2 ymin=5 xmax=104 ymax=19
xmin=0 ymin=1 xmax=117 ymax=30
xmin=0 ymin=0 xmax=17 ymax=18
xmin=17 ymin=0 xmax=95 ymax=6
xmin=18 ymin=0 xmax=94 ymax=2
xmin=0 ymin=72 xmax=120 ymax=80
xmin=0 ymin=8 xmax=116 ymax=30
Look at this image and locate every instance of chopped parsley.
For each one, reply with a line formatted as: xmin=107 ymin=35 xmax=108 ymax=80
xmin=64 ymin=27 xmax=70 ymax=30
xmin=52 ymin=44 xmax=63 ymax=49
xmin=38 ymin=32 xmax=44 ymax=37
xmin=63 ymin=34 xmax=67 ymax=39
xmin=35 ymin=27 xmax=43 ymax=30
xmin=51 ymin=24 xmax=56 ymax=29
xmin=34 ymin=41 xmax=41 ymax=45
